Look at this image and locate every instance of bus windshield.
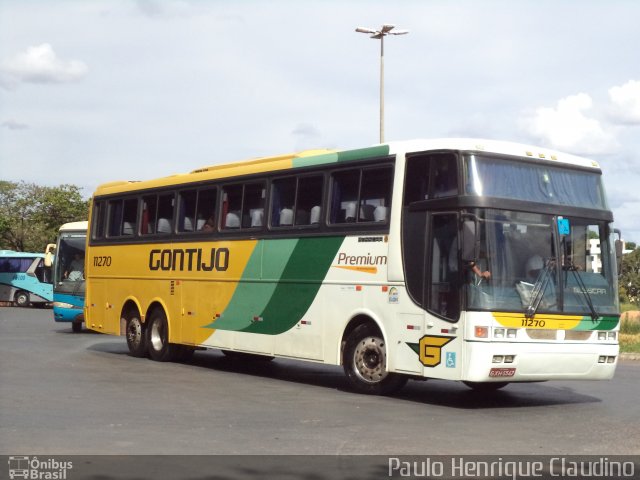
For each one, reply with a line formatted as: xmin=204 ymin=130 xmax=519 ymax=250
xmin=466 ymin=209 xmax=618 ymax=317
xmin=465 ymin=153 xmax=607 ymax=210
xmin=54 ymin=231 xmax=86 ymax=296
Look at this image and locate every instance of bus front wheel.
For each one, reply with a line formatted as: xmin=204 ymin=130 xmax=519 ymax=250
xmin=71 ymin=321 xmax=82 ymax=333
xmin=125 ymin=313 xmax=147 ymax=357
xmin=343 ymin=323 xmax=407 ymax=395
xmin=146 ymin=309 xmax=181 ymax=362
xmin=14 ymin=291 xmax=30 ymax=307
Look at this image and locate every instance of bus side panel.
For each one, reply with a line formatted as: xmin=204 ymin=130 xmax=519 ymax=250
xmin=86 ymin=279 xmax=119 ymax=335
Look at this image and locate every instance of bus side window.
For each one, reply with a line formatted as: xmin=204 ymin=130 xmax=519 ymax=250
xmin=404 ymin=155 xmax=430 ymax=204
xmin=245 ymin=183 xmax=265 ymax=228
xmin=222 ymin=184 xmax=242 ymax=229
xmin=196 ymin=187 xmax=217 ymax=231
xmin=427 ymin=213 xmax=460 ymax=321
xmin=141 ymin=195 xmax=158 ymax=235
xmin=178 ymin=189 xmax=197 ymax=232
xmin=107 ymin=200 xmax=123 ymax=237
xmin=360 ymin=166 xmax=392 ymax=222
xmin=330 ymin=169 xmax=359 ymax=224
xmin=271 ymin=177 xmax=296 ymax=227
xmin=156 ymin=194 xmax=174 ymax=234
xmin=431 ymin=154 xmax=458 ymax=198
xmin=122 ymin=198 xmax=138 ymax=236
xmin=296 ymin=175 xmax=323 ymax=226
xmin=92 ymin=201 xmax=106 ymax=239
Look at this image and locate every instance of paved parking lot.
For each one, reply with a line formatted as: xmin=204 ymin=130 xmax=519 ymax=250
xmin=1 ymin=307 xmax=639 ymax=456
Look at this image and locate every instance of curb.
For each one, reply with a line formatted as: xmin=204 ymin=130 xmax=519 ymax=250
xmin=620 ymin=353 xmax=640 ymax=361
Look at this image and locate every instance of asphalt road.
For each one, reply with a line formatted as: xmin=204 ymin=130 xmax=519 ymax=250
xmin=1 ymin=306 xmax=639 ymax=456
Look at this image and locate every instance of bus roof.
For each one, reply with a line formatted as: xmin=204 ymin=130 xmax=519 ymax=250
xmin=93 ymin=138 xmax=601 ymax=197
xmin=58 ymin=221 xmax=88 ymax=232
xmin=0 ymin=250 xmax=45 ymax=258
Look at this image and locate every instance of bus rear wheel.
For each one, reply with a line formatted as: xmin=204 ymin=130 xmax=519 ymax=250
xmin=14 ymin=291 xmax=30 ymax=307
xmin=146 ymin=309 xmax=181 ymax=362
xmin=125 ymin=313 xmax=147 ymax=357
xmin=343 ymin=323 xmax=407 ymax=395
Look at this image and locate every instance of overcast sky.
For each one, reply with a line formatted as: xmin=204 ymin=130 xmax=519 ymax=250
xmin=1 ymin=0 xmax=640 ymax=240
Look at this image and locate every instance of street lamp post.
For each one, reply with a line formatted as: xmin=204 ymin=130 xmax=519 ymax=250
xmin=355 ymin=24 xmax=409 ymax=143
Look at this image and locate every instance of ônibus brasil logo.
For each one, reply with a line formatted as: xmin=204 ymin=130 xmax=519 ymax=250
xmin=8 ymin=456 xmax=73 ymax=479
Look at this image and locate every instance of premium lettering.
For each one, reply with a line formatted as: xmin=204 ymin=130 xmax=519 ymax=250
xmin=149 ymin=248 xmax=229 ymax=272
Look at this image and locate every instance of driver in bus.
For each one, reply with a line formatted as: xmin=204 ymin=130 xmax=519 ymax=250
xmin=65 ymin=252 xmax=84 ymax=281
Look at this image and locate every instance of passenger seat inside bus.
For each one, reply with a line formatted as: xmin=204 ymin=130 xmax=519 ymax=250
xmin=310 ymin=206 xmax=321 ymax=224
xmin=225 ymin=212 xmax=240 ymax=228
xmin=157 ymin=218 xmax=172 ymax=233
xmin=279 ymin=208 xmax=293 ymax=226
xmin=374 ymin=205 xmax=388 ymax=222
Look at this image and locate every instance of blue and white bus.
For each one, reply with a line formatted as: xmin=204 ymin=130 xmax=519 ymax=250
xmin=0 ymin=250 xmax=53 ymax=307
xmin=52 ymin=221 xmax=87 ymax=332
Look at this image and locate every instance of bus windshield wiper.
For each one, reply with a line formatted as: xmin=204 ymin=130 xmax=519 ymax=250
xmin=564 ymin=262 xmax=599 ymax=322
xmin=525 ymin=259 xmax=555 ymax=319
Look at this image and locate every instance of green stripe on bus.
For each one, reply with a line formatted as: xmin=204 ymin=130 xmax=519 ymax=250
xmin=241 ymin=236 xmax=344 ymax=335
xmin=292 ymin=145 xmax=390 ymax=169
xmin=574 ymin=315 xmax=619 ymax=331
xmin=203 ymin=239 xmax=299 ymax=331
xmin=336 ymin=145 xmax=390 ymax=162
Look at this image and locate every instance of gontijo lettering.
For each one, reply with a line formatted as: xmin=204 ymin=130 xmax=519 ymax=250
xmin=149 ymin=248 xmax=229 ymax=272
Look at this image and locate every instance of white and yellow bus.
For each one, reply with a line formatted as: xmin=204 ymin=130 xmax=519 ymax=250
xmin=85 ymin=138 xmax=620 ymax=394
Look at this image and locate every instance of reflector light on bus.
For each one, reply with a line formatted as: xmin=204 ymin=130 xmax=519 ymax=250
xmin=475 ymin=326 xmax=488 ymax=338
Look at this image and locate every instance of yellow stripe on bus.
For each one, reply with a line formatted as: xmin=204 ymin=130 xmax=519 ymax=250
xmin=492 ymin=312 xmax=583 ymax=330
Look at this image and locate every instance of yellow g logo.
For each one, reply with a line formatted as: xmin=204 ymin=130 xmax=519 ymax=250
xmin=419 ymin=335 xmax=454 ymax=367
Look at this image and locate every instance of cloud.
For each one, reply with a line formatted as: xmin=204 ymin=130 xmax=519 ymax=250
xmin=520 ymin=93 xmax=617 ymax=155
xmin=1 ymin=119 xmax=29 ymax=130
xmin=0 ymin=43 xmax=88 ymax=89
xmin=608 ymin=79 xmax=640 ymax=125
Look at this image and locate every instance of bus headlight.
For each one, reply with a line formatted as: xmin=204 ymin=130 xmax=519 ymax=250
xmin=607 ymin=332 xmax=617 ymax=341
xmin=53 ymin=302 xmax=74 ymax=309
xmin=597 ymin=331 xmax=607 ymax=340
xmin=494 ymin=328 xmax=505 ymax=338
xmin=507 ymin=329 xmax=517 ymax=338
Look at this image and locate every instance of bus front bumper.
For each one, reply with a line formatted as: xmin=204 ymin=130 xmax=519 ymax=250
xmin=463 ymin=341 xmax=619 ymax=382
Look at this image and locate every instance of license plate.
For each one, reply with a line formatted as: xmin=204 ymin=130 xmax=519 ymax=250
xmin=489 ymin=367 xmax=516 ymax=377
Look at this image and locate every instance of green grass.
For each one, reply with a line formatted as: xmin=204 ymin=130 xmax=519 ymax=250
xmin=620 ymin=333 xmax=640 ymax=353
xmin=620 ymin=310 xmax=640 ymax=353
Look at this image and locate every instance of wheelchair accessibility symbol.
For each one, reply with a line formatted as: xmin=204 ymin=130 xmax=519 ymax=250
xmin=446 ymin=352 xmax=456 ymax=368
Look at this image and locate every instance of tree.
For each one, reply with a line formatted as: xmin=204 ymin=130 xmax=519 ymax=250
xmin=620 ymin=248 xmax=640 ymax=305
xmin=0 ymin=181 xmax=88 ymax=252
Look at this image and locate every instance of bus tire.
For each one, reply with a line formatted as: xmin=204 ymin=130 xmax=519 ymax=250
xmin=14 ymin=291 xmax=30 ymax=307
xmin=463 ymin=381 xmax=509 ymax=391
xmin=343 ymin=323 xmax=407 ymax=395
xmin=125 ymin=313 xmax=147 ymax=357
xmin=71 ymin=321 xmax=82 ymax=333
xmin=146 ymin=308 xmax=180 ymax=362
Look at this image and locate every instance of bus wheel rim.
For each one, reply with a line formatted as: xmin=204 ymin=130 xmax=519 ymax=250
xmin=127 ymin=319 xmax=142 ymax=347
xmin=353 ymin=336 xmax=387 ymax=384
xmin=150 ymin=321 xmax=164 ymax=351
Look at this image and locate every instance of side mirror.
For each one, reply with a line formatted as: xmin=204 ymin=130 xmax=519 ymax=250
xmin=461 ymin=220 xmax=477 ymax=263
xmin=44 ymin=243 xmax=56 ymax=267
xmin=614 ymin=229 xmax=623 ymax=273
